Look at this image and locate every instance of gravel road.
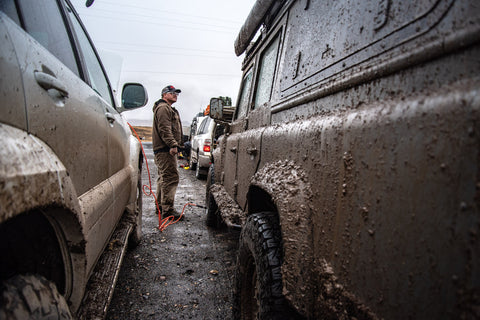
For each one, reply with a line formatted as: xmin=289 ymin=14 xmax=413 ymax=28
xmin=106 ymin=142 xmax=240 ymax=320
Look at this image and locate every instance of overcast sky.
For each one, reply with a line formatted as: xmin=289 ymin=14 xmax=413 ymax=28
xmin=70 ymin=0 xmax=256 ymax=126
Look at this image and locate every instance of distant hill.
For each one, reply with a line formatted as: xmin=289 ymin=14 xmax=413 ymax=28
xmin=131 ymin=126 xmax=152 ymax=142
xmin=131 ymin=125 xmax=191 ymax=143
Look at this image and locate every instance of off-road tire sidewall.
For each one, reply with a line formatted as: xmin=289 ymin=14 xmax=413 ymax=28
xmin=0 ymin=274 xmax=73 ymax=319
xmin=234 ymin=212 xmax=286 ymax=320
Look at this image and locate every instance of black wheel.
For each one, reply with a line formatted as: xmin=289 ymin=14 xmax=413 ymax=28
xmin=0 ymin=274 xmax=73 ymax=319
xmin=205 ymin=165 xmax=224 ymax=228
xmin=129 ymin=163 xmax=143 ymax=248
xmin=234 ymin=212 xmax=293 ymax=320
xmin=195 ymin=163 xmax=206 ymax=180
xmin=205 ymin=189 xmax=223 ymax=228
xmin=195 ymin=163 xmax=201 ymax=179
xmin=205 ymin=164 xmax=215 ymax=201
xmin=189 ymin=150 xmax=197 ymax=170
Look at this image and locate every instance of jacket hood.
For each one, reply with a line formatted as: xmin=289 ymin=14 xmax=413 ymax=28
xmin=153 ymin=99 xmax=168 ymax=112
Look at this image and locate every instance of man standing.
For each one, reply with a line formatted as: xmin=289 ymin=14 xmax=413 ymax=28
xmin=152 ymin=85 xmax=183 ymax=219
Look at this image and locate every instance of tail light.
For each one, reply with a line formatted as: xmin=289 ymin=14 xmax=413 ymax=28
xmin=203 ymin=139 xmax=211 ymax=153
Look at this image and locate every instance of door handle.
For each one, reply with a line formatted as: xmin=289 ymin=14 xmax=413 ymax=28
xmin=230 ymin=146 xmax=237 ymax=153
xmin=246 ymin=147 xmax=257 ymax=155
xmin=105 ymin=112 xmax=116 ymax=124
xmin=34 ymin=71 xmax=69 ymax=98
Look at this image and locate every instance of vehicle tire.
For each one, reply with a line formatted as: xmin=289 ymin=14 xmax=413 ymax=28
xmin=205 ymin=165 xmax=224 ymax=228
xmin=189 ymin=150 xmax=197 ymax=170
xmin=195 ymin=163 xmax=206 ymax=180
xmin=205 ymin=164 xmax=215 ymax=200
xmin=205 ymin=191 xmax=224 ymax=228
xmin=129 ymin=163 xmax=143 ymax=248
xmin=234 ymin=212 xmax=296 ymax=320
xmin=195 ymin=163 xmax=201 ymax=179
xmin=0 ymin=274 xmax=73 ymax=319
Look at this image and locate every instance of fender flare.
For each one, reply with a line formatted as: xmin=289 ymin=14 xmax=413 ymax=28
xmin=250 ymin=159 xmax=316 ymax=315
xmin=0 ymin=124 xmax=81 ymax=221
xmin=125 ymin=134 xmax=143 ymax=215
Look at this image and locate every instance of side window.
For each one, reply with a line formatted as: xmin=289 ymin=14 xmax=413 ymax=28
xmin=16 ymin=0 xmax=79 ymax=76
xmin=199 ymin=117 xmax=212 ymax=134
xmin=64 ymin=0 xmax=113 ymax=106
xmin=191 ymin=121 xmax=198 ymax=137
xmin=0 ymin=1 xmax=21 ymax=25
xmin=254 ymin=34 xmax=281 ymax=108
xmin=198 ymin=117 xmax=208 ymax=134
xmin=236 ymin=68 xmax=253 ymax=119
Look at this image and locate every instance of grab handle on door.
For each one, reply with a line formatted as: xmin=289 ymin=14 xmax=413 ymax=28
xmin=105 ymin=112 xmax=116 ymax=124
xmin=34 ymin=71 xmax=69 ymax=98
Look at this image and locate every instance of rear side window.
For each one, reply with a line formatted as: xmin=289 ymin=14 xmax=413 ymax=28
xmin=64 ymin=0 xmax=113 ymax=106
xmin=236 ymin=68 xmax=253 ymax=119
xmin=15 ymin=0 xmax=79 ymax=76
xmin=198 ymin=117 xmax=212 ymax=135
xmin=254 ymin=34 xmax=280 ymax=108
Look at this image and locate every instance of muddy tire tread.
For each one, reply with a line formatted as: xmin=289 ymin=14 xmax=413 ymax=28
xmin=0 ymin=274 xmax=72 ymax=320
xmin=234 ymin=212 xmax=291 ymax=320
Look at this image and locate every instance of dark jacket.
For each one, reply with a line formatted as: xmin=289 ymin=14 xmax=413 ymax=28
xmin=152 ymin=99 xmax=183 ymax=152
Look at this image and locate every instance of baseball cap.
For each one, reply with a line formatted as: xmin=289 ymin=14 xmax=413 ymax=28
xmin=162 ymin=85 xmax=181 ymax=95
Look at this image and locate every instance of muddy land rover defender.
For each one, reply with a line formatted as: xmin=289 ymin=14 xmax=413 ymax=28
xmin=206 ymin=0 xmax=480 ymax=319
xmin=0 ymin=0 xmax=147 ymax=318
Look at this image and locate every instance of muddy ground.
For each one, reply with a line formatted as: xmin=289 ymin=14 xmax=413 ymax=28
xmin=106 ymin=142 xmax=240 ymax=320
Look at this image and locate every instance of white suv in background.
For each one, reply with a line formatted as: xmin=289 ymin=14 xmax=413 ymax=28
xmin=190 ymin=116 xmax=215 ymax=179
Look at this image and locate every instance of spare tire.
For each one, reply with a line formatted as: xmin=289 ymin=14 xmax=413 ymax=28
xmin=0 ymin=274 xmax=72 ymax=319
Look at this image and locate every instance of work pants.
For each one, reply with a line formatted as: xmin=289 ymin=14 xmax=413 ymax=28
xmin=154 ymin=152 xmax=179 ymax=215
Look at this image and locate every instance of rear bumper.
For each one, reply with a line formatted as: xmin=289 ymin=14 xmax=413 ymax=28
xmin=197 ymin=153 xmax=211 ymax=168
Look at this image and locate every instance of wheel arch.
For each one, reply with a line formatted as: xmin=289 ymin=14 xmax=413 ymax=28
xmin=248 ymin=159 xmax=316 ymax=317
xmin=0 ymin=125 xmax=82 ymax=222
xmin=247 ymin=185 xmax=277 ymax=215
xmin=0 ymin=125 xmax=87 ymax=311
xmin=0 ymin=207 xmax=85 ymax=302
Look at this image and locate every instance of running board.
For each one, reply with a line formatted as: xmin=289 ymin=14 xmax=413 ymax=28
xmin=76 ymin=215 xmax=133 ymax=320
xmin=210 ymin=184 xmax=246 ymax=228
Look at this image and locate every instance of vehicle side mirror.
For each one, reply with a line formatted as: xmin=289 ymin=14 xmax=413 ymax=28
xmin=120 ymin=83 xmax=148 ymax=112
xmin=210 ymin=97 xmax=235 ymax=123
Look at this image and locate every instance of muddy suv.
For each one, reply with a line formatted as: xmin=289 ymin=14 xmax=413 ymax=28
xmin=0 ymin=0 xmax=147 ymax=318
xmin=207 ymin=0 xmax=480 ymax=319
